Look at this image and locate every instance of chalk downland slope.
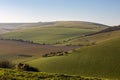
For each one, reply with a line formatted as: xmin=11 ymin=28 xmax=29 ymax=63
xmin=27 ymin=28 xmax=120 ymax=79
xmin=0 ymin=21 xmax=108 ymax=44
xmin=61 ymin=26 xmax=120 ymax=46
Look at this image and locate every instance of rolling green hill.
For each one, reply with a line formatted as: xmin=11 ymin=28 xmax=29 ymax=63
xmin=61 ymin=30 xmax=120 ymax=46
xmin=26 ymin=31 xmax=120 ymax=79
xmin=0 ymin=22 xmax=118 ymax=79
xmin=0 ymin=21 xmax=107 ymax=44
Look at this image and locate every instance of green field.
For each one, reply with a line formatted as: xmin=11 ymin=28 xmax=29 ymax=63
xmin=61 ymin=30 xmax=120 ymax=46
xmin=0 ymin=26 xmax=106 ymax=44
xmin=26 ymin=31 xmax=120 ymax=79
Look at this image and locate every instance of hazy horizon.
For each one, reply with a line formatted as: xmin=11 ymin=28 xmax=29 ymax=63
xmin=0 ymin=20 xmax=112 ymax=27
xmin=0 ymin=0 xmax=120 ymax=26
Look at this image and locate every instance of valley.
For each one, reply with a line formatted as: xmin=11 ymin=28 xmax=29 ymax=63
xmin=0 ymin=21 xmax=119 ymax=80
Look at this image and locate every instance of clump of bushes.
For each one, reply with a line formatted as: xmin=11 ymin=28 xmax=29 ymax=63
xmin=0 ymin=60 xmax=14 ymax=68
xmin=16 ymin=63 xmax=39 ymax=72
xmin=42 ymin=51 xmax=69 ymax=57
xmin=0 ymin=60 xmax=39 ymax=72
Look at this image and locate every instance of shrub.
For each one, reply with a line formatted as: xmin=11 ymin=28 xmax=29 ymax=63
xmin=0 ymin=60 xmax=13 ymax=68
xmin=16 ymin=63 xmax=39 ymax=72
xmin=91 ymin=42 xmax=96 ymax=45
xmin=42 ymin=43 xmax=46 ymax=45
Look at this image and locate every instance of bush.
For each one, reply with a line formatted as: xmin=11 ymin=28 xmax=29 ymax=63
xmin=16 ymin=63 xmax=39 ymax=72
xmin=0 ymin=60 xmax=13 ymax=68
xmin=91 ymin=42 xmax=96 ymax=45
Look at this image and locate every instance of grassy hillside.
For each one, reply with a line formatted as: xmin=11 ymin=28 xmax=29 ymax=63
xmin=0 ymin=21 xmax=107 ymax=44
xmin=0 ymin=68 xmax=101 ymax=80
xmin=27 ymin=36 xmax=120 ymax=79
xmin=61 ymin=30 xmax=120 ymax=46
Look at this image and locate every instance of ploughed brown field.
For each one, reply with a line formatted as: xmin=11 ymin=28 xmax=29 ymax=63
xmin=0 ymin=39 xmax=78 ymax=56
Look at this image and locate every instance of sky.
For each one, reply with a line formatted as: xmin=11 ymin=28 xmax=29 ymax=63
xmin=0 ymin=0 xmax=120 ymax=26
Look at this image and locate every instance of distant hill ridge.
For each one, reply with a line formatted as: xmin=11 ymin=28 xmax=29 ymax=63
xmin=86 ymin=25 xmax=120 ymax=36
xmin=98 ymin=25 xmax=120 ymax=32
xmin=0 ymin=21 xmax=109 ymax=35
xmin=0 ymin=21 xmax=109 ymax=29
